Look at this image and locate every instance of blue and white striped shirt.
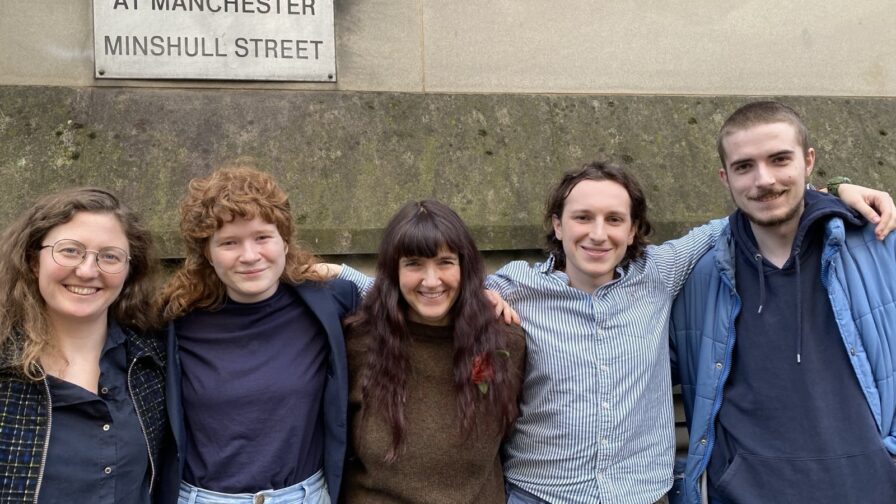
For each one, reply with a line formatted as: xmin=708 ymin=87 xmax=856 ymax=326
xmin=487 ymin=220 xmax=724 ymax=504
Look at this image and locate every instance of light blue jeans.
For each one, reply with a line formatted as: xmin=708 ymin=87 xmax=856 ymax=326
xmin=177 ymin=469 xmax=330 ymax=504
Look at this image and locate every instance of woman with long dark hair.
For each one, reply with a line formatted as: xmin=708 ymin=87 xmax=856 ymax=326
xmin=0 ymin=188 xmax=166 ymax=503
xmin=342 ymin=200 xmax=526 ymax=503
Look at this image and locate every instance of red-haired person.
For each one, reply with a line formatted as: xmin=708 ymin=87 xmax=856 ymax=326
xmin=157 ymin=166 xmax=358 ymax=504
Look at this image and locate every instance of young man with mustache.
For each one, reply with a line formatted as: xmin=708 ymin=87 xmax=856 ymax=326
xmin=671 ymin=101 xmax=896 ymax=504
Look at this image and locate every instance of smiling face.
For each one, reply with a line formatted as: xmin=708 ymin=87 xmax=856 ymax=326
xmin=720 ymin=121 xmax=814 ymax=229
xmin=398 ymin=248 xmax=461 ymax=326
xmin=552 ymin=179 xmax=636 ymax=292
xmin=207 ymin=216 xmax=287 ymax=303
xmin=37 ymin=212 xmax=130 ymax=329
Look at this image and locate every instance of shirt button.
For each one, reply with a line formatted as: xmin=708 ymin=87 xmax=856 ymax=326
xmin=104 ymin=466 xmax=112 ymax=475
xmin=102 ymin=424 xmax=110 ymax=431
xmin=715 ymin=362 xmax=722 ymax=369
xmin=254 ymin=495 xmax=266 ymax=504
xmin=849 ymin=347 xmax=857 ymax=356
xmin=700 ymin=438 xmax=708 ymax=445
xmin=601 ymin=438 xmax=609 ymax=446
xmin=601 ymin=401 xmax=610 ymax=409
xmin=600 ymin=364 xmax=609 ymax=372
xmin=100 ymin=387 xmax=109 ymax=394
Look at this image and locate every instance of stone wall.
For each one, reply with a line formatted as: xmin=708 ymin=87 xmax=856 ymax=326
xmin=2 ymin=86 xmax=894 ymax=258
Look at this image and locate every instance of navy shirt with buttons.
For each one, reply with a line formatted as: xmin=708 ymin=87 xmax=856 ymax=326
xmin=40 ymin=321 xmax=151 ymax=504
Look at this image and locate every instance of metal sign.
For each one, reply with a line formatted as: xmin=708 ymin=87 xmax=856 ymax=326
xmin=92 ymin=0 xmax=336 ymax=81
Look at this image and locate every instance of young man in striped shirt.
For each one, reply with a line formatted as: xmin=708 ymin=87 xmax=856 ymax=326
xmin=488 ymin=162 xmax=724 ymax=504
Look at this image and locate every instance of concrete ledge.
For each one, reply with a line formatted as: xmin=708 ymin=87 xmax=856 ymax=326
xmin=1 ymin=86 xmax=894 ymax=257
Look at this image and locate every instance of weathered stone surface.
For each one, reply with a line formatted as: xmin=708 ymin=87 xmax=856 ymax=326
xmin=1 ymin=86 xmax=894 ymax=258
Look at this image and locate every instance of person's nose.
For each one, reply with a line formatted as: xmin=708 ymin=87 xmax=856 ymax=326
xmin=589 ymin=220 xmax=607 ymax=242
xmin=238 ymin=242 xmax=261 ymax=263
xmin=421 ymin=265 xmax=441 ymax=287
xmin=754 ymin=163 xmax=776 ymax=187
xmin=74 ymin=252 xmax=101 ymax=279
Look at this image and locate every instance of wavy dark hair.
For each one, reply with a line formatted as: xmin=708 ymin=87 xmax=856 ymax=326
xmin=544 ymin=161 xmax=653 ymax=270
xmin=0 ymin=188 xmax=161 ymax=379
xmin=345 ymin=199 xmax=518 ymax=462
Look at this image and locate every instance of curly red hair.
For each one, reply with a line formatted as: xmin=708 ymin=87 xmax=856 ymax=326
xmin=160 ymin=165 xmax=319 ymax=320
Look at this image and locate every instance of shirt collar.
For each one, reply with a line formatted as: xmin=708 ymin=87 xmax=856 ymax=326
xmin=102 ymin=319 xmax=127 ymax=358
xmin=537 ymin=254 xmax=628 ymax=291
xmin=537 ymin=255 xmax=559 ymax=274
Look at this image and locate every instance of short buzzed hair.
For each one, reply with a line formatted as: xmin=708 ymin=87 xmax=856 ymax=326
xmin=717 ymin=101 xmax=810 ymax=168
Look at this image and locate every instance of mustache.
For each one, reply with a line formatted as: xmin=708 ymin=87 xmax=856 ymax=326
xmin=750 ymin=189 xmax=785 ymax=199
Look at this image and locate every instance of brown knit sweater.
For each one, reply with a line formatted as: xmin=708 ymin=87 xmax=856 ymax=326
xmin=342 ymin=321 xmax=526 ymax=504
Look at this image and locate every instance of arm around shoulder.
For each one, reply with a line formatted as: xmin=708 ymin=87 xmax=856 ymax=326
xmin=501 ymin=324 xmax=527 ymax=379
xmin=652 ymin=217 xmax=727 ymax=295
xmin=325 ymin=277 xmax=362 ymax=316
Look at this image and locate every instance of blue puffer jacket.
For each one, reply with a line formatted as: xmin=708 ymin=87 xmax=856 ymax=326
xmin=669 ymin=217 xmax=896 ymax=504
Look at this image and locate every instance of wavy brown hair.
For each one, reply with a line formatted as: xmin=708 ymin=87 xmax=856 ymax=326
xmin=544 ymin=161 xmax=653 ymax=270
xmin=345 ymin=200 xmax=519 ymax=462
xmin=0 ymin=188 xmax=161 ymax=379
xmin=160 ymin=166 xmax=319 ymax=320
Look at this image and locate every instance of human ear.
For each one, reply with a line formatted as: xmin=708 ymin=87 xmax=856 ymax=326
xmin=804 ymin=148 xmax=816 ymax=177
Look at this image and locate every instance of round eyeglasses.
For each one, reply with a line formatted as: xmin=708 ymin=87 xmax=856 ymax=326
xmin=40 ymin=239 xmax=131 ymax=274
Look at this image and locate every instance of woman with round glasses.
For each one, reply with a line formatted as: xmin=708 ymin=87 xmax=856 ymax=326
xmin=0 ymin=187 xmax=167 ymax=503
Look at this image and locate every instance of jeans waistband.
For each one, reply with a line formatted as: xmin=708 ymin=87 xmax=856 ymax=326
xmin=505 ymin=481 xmax=551 ymax=504
xmin=178 ymin=469 xmax=326 ymax=504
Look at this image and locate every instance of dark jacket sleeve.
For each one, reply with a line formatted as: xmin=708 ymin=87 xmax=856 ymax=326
xmin=155 ymin=322 xmax=183 ymax=504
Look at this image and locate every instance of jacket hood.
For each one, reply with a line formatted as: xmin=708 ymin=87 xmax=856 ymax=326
xmin=728 ymin=190 xmax=863 ymax=364
xmin=729 ymin=190 xmax=862 ymax=266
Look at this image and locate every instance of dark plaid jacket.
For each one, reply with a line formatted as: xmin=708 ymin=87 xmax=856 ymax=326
xmin=0 ymin=326 xmax=167 ymax=504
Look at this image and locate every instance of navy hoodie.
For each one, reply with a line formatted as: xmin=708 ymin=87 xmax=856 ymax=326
xmin=707 ymin=191 xmax=896 ymax=503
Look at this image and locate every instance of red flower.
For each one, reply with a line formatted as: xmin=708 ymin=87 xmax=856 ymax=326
xmin=472 ymin=354 xmax=495 ymax=394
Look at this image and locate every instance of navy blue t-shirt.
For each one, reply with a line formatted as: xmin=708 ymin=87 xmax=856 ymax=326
xmin=176 ymin=283 xmax=329 ymax=493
